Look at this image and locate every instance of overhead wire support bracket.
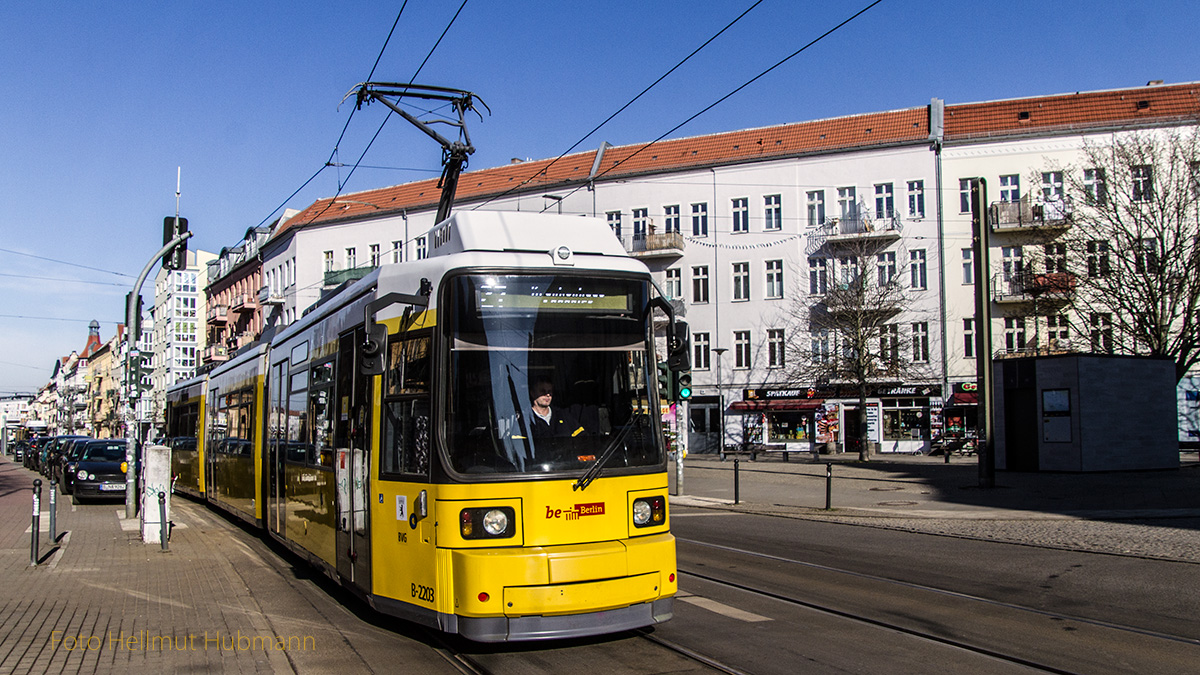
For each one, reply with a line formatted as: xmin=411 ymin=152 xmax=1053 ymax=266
xmin=349 ymin=82 xmax=489 ymax=224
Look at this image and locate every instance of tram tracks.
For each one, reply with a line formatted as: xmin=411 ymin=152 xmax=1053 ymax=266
xmin=676 ymin=537 xmax=1200 ymax=674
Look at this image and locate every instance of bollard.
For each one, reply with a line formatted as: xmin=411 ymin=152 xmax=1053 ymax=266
xmin=733 ymin=459 xmax=740 ymax=505
xmin=158 ymin=492 xmax=169 ymax=552
xmin=825 ymin=463 xmax=833 ymax=510
xmin=48 ymin=479 xmax=57 ymax=543
xmin=31 ymin=479 xmax=42 ymax=566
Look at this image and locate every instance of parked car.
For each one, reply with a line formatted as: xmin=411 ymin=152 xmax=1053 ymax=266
xmin=13 ymin=439 xmax=29 ymax=462
xmin=57 ymin=437 xmax=94 ymax=494
xmin=25 ymin=437 xmax=49 ymax=470
xmin=42 ymin=435 xmax=88 ymax=478
xmin=72 ymin=439 xmax=129 ymax=500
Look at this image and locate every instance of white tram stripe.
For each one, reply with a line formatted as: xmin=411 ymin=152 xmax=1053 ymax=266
xmin=678 ymin=595 xmax=772 ymax=623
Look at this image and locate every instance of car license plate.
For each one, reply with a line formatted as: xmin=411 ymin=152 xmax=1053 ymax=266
xmin=100 ymin=483 xmax=125 ymax=491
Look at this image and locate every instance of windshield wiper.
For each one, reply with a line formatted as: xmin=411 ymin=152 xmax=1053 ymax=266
xmin=573 ymin=410 xmax=644 ymax=491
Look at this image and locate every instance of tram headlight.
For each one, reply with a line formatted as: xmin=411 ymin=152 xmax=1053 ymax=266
xmin=459 ymin=506 xmax=516 ymax=540
xmin=632 ymin=496 xmax=666 ymax=528
xmin=482 ymin=509 xmax=508 ymax=536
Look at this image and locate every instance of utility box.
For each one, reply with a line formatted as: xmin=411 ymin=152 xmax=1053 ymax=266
xmin=993 ymin=355 xmax=1179 ymax=472
xmin=140 ymin=443 xmax=172 ymax=544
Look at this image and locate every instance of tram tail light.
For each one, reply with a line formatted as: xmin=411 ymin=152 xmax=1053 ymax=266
xmin=632 ymin=496 xmax=666 ymax=528
xmin=459 ymin=507 xmax=516 ymax=539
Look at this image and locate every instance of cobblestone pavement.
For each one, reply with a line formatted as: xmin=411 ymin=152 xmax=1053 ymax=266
xmin=0 ymin=455 xmax=456 ymax=675
xmin=670 ymin=452 xmax=1200 ymax=563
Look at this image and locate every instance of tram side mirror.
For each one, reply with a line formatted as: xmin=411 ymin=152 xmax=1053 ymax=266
xmin=362 ymin=323 xmax=388 ymax=376
xmin=667 ymin=320 xmax=690 ymax=371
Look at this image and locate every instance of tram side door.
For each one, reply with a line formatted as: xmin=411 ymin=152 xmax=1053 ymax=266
xmin=267 ymin=362 xmax=286 ymax=536
xmin=335 ymin=328 xmax=372 ymax=591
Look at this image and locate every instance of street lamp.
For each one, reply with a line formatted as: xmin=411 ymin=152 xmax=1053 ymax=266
xmin=712 ymin=347 xmax=727 ymax=455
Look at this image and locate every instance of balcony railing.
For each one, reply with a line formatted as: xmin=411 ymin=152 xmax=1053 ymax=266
xmin=258 ymin=286 xmax=285 ymax=306
xmin=202 ymin=344 xmax=229 ymax=363
xmin=992 ymin=271 xmax=1076 ymax=303
xmin=990 ymin=198 xmax=1072 ymax=232
xmin=231 ymin=292 xmax=259 ymax=313
xmin=323 ymin=265 xmax=377 ymax=287
xmin=206 ymin=305 xmax=229 ymax=325
xmin=618 ymin=231 xmax=685 ymax=259
xmin=818 ymin=214 xmax=902 ymax=247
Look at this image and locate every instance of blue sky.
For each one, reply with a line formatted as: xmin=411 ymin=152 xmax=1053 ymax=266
xmin=2 ymin=0 xmax=1199 ymax=394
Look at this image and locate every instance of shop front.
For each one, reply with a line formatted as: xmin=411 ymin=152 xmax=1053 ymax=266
xmin=934 ymin=382 xmax=979 ymax=454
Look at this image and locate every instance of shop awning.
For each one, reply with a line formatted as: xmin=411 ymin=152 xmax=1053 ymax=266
xmin=730 ymin=399 xmax=825 ymax=412
xmin=946 ymin=392 xmax=978 ymax=406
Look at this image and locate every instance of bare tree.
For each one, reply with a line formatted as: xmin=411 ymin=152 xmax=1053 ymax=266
xmin=1044 ymin=127 xmax=1200 ymax=381
xmin=782 ymin=234 xmax=935 ymax=461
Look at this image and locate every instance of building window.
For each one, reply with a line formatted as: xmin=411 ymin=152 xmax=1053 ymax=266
xmin=879 ymin=324 xmax=899 ymax=371
xmin=692 ymin=266 xmax=709 ymax=304
xmin=1090 ymin=313 xmax=1113 ymax=353
xmin=1087 ymin=240 xmax=1110 ymax=277
xmin=874 ymin=183 xmax=894 ymax=219
xmin=1001 ymin=246 xmax=1024 ymax=283
xmin=1084 ymin=168 xmax=1108 ymax=206
xmin=1044 ymin=243 xmax=1067 ymax=274
xmin=691 ymin=203 xmax=708 ymax=237
xmin=370 ymin=243 xmax=381 ymax=267
xmin=807 ymin=190 xmax=825 ymax=227
xmin=809 ymin=258 xmax=828 ymax=295
xmin=1041 ymin=171 xmax=1064 ymax=200
xmin=911 ymin=322 xmax=929 ymax=363
xmin=1047 ymin=314 xmax=1070 ymax=348
xmin=959 ymin=179 xmax=972 ymax=213
xmin=837 ymin=186 xmax=857 ymax=223
xmin=963 ymin=318 xmax=975 ymax=358
xmin=606 ymin=211 xmax=622 ymax=238
xmin=664 ymin=204 xmax=680 ymax=234
xmin=838 ymin=257 xmax=859 ymax=286
xmin=392 ymin=240 xmax=403 ymax=264
xmin=767 ymin=329 xmax=785 ymax=368
xmin=632 ymin=208 xmax=648 ymax=241
xmin=665 ymin=268 xmax=682 ymax=300
xmin=415 ymin=236 xmax=427 ymax=260
xmin=1132 ymin=165 xmax=1154 ymax=202
xmin=323 ymin=250 xmax=333 ymax=273
xmin=1136 ymin=237 xmax=1160 ymax=274
xmin=811 ymin=329 xmax=831 ymax=363
xmin=693 ymin=333 xmax=711 ymax=370
xmin=764 ymin=194 xmax=782 ymax=230
xmin=732 ymin=262 xmax=750 ymax=301
xmin=876 ymin=251 xmax=897 ymax=286
xmin=1000 ymin=174 xmax=1020 ymax=203
xmin=345 ymin=247 xmax=357 ymax=269
xmin=765 ymin=260 xmax=784 ymax=299
xmin=909 ymin=249 xmax=927 ymax=290
xmin=907 ymin=180 xmax=925 ymax=218
xmin=732 ymin=198 xmax=749 ymax=233
xmin=734 ymin=331 xmax=751 ymax=369
xmin=1005 ymin=317 xmax=1026 ymax=353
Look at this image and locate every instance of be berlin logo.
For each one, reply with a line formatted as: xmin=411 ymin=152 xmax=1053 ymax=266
xmin=50 ymin=629 xmax=317 ymax=652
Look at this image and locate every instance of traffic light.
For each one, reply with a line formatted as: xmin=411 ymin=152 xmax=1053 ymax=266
xmin=656 ymin=362 xmax=671 ymax=399
xmin=675 ymin=371 xmax=692 ymax=400
xmin=162 ymin=216 xmax=189 ymax=270
xmin=667 ymin=321 xmax=691 ymax=371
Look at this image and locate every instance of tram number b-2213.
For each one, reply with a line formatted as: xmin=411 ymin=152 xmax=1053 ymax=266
xmin=412 ymin=583 xmax=435 ymax=603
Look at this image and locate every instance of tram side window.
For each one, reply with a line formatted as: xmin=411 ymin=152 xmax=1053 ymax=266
xmin=286 ymin=370 xmax=310 ymax=464
xmin=309 ymin=360 xmax=335 ymax=468
xmin=382 ymin=335 xmax=431 ymax=478
xmin=214 ymin=388 xmax=255 ymax=455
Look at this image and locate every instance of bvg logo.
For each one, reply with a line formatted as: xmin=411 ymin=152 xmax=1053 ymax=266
xmin=546 ymin=502 xmax=605 ymax=520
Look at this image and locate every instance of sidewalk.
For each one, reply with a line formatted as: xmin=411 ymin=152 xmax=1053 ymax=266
xmin=669 ymin=451 xmax=1200 ymax=562
xmin=0 ymin=456 xmax=454 ymax=675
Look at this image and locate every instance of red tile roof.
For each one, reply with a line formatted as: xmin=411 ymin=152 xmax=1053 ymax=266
xmin=275 ymin=81 xmax=1200 ymax=237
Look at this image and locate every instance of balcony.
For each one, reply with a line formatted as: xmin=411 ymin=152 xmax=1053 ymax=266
xmin=206 ymin=305 xmax=229 ymax=325
xmin=323 ymin=265 xmax=376 ymax=288
xmin=992 ymin=271 xmax=1076 ymax=304
xmin=258 ymin=286 xmax=285 ymax=306
xmin=990 ymin=198 xmax=1072 ymax=233
xmin=231 ymin=292 xmax=259 ymax=313
xmin=202 ymin=344 xmax=229 ymax=364
xmin=819 ymin=215 xmax=902 ymax=248
xmin=622 ymin=231 xmax=685 ymax=260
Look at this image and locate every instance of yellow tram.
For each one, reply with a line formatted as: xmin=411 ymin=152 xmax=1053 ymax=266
xmin=165 ymin=211 xmax=679 ymax=641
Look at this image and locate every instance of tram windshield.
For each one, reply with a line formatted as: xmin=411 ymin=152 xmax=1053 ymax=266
xmin=445 ymin=273 xmax=664 ymax=476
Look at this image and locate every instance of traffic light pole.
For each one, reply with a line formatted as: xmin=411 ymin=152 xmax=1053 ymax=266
xmin=123 ymin=231 xmax=193 ymax=519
